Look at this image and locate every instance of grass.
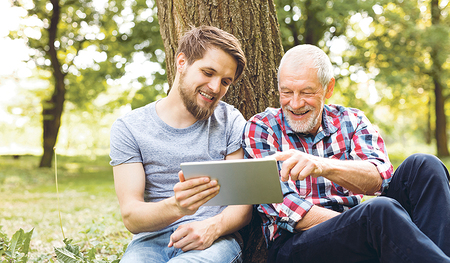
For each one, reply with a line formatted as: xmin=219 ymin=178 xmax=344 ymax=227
xmin=0 ymin=154 xmax=132 ymax=262
xmin=1 ymin=148 xmax=449 ymax=261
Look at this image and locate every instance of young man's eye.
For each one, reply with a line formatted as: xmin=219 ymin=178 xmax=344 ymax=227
xmin=203 ymin=71 xmax=212 ymax=77
xmin=222 ymin=80 xmax=231 ymax=86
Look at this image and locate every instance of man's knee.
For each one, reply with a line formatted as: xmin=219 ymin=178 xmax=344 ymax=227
xmin=364 ymin=196 xmax=401 ymax=210
xmin=404 ymin=153 xmax=441 ymax=166
xmin=400 ymin=153 xmax=449 ymax=182
xmin=361 ymin=197 xmax=410 ymax=222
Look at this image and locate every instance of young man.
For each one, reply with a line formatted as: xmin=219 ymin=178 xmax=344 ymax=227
xmin=110 ymin=26 xmax=252 ymax=262
xmin=242 ymin=44 xmax=450 ymax=262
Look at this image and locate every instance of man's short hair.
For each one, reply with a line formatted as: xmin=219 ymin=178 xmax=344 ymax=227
xmin=176 ymin=25 xmax=246 ymax=84
xmin=278 ymin=44 xmax=334 ymax=89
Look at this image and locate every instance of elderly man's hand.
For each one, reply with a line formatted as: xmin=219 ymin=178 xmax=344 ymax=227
xmin=271 ymin=150 xmax=326 ymax=182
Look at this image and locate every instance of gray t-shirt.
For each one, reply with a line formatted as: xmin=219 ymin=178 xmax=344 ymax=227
xmin=110 ymin=100 xmax=246 ymax=234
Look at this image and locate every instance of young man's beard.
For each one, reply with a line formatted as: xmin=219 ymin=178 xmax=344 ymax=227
xmin=178 ymin=72 xmax=219 ymax=121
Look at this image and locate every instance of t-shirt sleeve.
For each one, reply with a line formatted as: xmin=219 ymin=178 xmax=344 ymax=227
xmin=225 ymin=107 xmax=247 ymax=156
xmin=109 ymin=118 xmax=143 ymax=166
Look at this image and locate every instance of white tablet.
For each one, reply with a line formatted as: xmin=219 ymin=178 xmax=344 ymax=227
xmin=180 ymin=158 xmax=283 ymax=206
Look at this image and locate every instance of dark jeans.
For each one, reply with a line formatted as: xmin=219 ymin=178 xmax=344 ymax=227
xmin=268 ymin=153 xmax=450 ymax=263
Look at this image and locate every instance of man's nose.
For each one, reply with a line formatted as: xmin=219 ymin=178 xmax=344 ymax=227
xmin=208 ymin=77 xmax=221 ymax=93
xmin=290 ymin=94 xmax=306 ymax=109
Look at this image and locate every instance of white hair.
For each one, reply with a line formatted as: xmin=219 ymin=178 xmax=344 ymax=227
xmin=278 ymin=44 xmax=334 ymax=89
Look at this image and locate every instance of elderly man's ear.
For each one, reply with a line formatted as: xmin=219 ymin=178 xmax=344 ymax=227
xmin=325 ymin=78 xmax=335 ymax=99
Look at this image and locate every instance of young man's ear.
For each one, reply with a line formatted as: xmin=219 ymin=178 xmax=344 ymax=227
xmin=176 ymin=52 xmax=187 ymax=73
xmin=325 ymin=78 xmax=335 ymax=99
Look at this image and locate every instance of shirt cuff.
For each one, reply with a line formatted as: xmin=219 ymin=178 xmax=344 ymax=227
xmin=276 ymin=185 xmax=314 ymax=233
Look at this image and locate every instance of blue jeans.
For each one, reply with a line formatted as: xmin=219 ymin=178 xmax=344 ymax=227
xmin=120 ymin=226 xmax=243 ymax=263
xmin=269 ymin=153 xmax=450 ymax=263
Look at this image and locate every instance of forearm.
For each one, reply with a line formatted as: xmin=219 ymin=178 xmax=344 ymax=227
xmin=205 ymin=205 xmax=252 ymax=238
xmin=294 ymin=205 xmax=340 ymax=231
xmin=322 ymin=159 xmax=382 ymax=195
xmin=121 ymin=196 xmax=183 ymax=234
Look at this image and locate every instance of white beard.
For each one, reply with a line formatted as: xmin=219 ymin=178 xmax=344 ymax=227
xmin=284 ymin=105 xmax=320 ymax=134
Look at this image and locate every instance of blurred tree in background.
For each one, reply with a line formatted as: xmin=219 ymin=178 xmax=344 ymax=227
xmin=9 ymin=0 xmax=166 ymax=167
xmin=348 ymin=0 xmax=450 ymax=156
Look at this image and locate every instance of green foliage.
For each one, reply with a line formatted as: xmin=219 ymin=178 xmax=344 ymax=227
xmin=276 ymin=0 xmax=375 ymax=49
xmin=54 ymin=238 xmax=121 ymax=263
xmin=346 ymin=0 xmax=450 ymax=150
xmin=0 ymin=226 xmax=125 ymax=263
xmin=0 ymin=227 xmax=34 ymax=263
xmin=0 ymin=154 xmax=131 ymax=262
xmin=8 ymin=0 xmax=167 ymax=124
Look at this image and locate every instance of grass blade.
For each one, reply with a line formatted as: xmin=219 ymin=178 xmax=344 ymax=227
xmin=54 ymin=147 xmax=66 ymax=240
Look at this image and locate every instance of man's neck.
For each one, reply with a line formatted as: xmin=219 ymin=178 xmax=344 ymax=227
xmin=155 ymin=87 xmax=198 ymax=129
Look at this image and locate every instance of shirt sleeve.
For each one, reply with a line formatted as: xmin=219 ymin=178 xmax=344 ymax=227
xmin=349 ymin=110 xmax=393 ymax=193
xmin=109 ymin=118 xmax=142 ymax=166
xmin=242 ymin=115 xmax=313 ymax=233
xmin=226 ymin=107 xmax=247 ymax=156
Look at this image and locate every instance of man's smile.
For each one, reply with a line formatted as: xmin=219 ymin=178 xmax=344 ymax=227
xmin=290 ymin=110 xmax=310 ymax=116
xmin=199 ymin=90 xmax=215 ymax=102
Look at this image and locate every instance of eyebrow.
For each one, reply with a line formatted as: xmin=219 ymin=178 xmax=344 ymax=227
xmin=201 ymin=67 xmax=234 ymax=82
xmin=280 ymin=86 xmax=314 ymax=90
xmin=201 ymin=67 xmax=217 ymax=73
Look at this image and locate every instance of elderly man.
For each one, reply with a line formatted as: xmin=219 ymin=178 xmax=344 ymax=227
xmin=110 ymin=26 xmax=252 ymax=263
xmin=242 ymin=44 xmax=450 ymax=263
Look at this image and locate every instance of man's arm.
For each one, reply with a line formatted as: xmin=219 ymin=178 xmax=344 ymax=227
xmin=294 ymin=205 xmax=341 ymax=231
xmin=168 ymin=148 xmax=253 ymax=251
xmin=273 ymin=149 xmax=383 ymax=195
xmin=271 ymin=149 xmax=383 ymax=231
xmin=113 ymin=163 xmax=220 ymax=234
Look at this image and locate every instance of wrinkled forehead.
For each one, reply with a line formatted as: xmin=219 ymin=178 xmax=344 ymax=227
xmin=282 ymin=55 xmax=315 ymax=70
xmin=279 ymin=60 xmax=317 ymax=79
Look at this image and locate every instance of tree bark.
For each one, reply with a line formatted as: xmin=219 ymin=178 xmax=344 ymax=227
xmin=155 ymin=0 xmax=283 ymax=120
xmin=39 ymin=0 xmax=66 ymax=167
xmin=430 ymin=0 xmax=449 ymax=157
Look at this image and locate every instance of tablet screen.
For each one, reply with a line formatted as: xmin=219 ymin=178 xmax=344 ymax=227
xmin=181 ymin=158 xmax=283 ymax=206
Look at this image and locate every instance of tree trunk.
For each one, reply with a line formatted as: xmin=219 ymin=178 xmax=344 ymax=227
xmin=303 ymin=0 xmax=325 ymax=45
xmin=155 ymin=0 xmax=284 ymax=261
xmin=425 ymin=96 xmax=432 ymax=145
xmin=433 ymin=77 xmax=449 ymax=156
xmin=39 ymin=0 xmax=66 ymax=167
xmin=155 ymin=0 xmax=282 ymax=120
xmin=430 ymin=0 xmax=449 ymax=157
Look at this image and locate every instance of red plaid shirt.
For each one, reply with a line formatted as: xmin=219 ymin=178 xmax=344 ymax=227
xmin=242 ymin=105 xmax=393 ymax=245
